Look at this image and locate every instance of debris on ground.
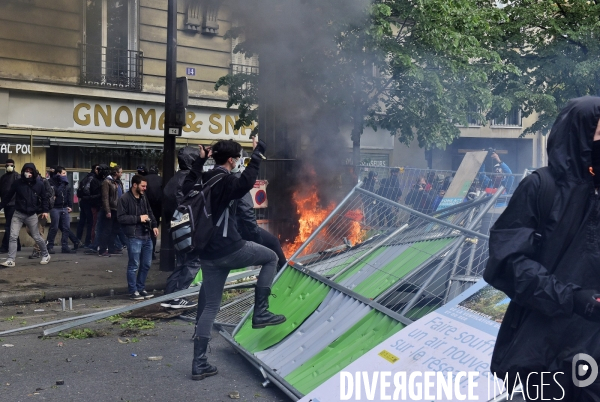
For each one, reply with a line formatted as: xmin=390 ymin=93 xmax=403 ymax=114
xmin=147 ymin=356 xmax=163 ymax=361
xmin=2 ymin=344 xmax=14 ymax=347
xmin=229 ymin=391 xmax=240 ymax=399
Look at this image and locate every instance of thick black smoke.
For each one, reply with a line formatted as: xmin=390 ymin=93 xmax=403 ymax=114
xmin=228 ymin=0 xmax=374 ymax=206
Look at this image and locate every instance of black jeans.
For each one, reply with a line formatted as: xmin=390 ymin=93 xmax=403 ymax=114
xmin=2 ymin=205 xmax=20 ymax=250
xmin=194 ymin=241 xmax=278 ymax=339
xmin=98 ymin=210 xmax=121 ymax=253
xmin=257 ymin=227 xmax=286 ymax=269
xmin=76 ymin=201 xmax=94 ymax=246
xmin=164 ymin=250 xmax=201 ymax=295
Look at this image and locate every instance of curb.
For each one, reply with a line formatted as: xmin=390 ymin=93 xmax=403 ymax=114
xmin=0 ymin=279 xmax=169 ymax=305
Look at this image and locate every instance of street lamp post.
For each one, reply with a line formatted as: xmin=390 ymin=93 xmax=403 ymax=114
xmin=160 ymin=0 xmax=178 ymax=271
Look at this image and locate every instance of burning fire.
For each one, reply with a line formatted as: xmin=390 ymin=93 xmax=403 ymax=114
xmin=282 ymin=185 xmax=366 ymax=258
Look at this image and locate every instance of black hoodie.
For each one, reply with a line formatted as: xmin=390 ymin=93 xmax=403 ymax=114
xmin=484 ymin=96 xmax=600 ymax=377
xmin=0 ymin=163 xmax=48 ymax=215
xmin=163 ymin=146 xmax=200 ymax=219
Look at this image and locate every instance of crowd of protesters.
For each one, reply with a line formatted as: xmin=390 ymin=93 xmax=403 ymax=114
xmin=0 ymin=161 xmax=163 ymax=300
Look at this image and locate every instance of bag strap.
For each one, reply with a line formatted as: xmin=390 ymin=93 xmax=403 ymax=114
xmin=198 ymin=173 xmax=226 ymax=189
xmin=532 ymin=167 xmax=556 ymax=245
xmin=532 ymin=167 xmax=580 ymax=273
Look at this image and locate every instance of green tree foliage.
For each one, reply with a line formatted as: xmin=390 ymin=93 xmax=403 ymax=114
xmin=489 ymin=0 xmax=600 ymax=135
xmin=216 ymin=0 xmax=508 ymax=165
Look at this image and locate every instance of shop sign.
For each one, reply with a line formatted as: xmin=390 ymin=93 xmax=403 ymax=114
xmin=0 ymin=144 xmax=31 ymax=154
xmin=72 ymin=99 xmax=256 ymax=140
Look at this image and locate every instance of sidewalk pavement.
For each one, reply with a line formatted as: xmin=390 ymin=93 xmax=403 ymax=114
xmin=0 ymin=246 xmax=172 ymax=305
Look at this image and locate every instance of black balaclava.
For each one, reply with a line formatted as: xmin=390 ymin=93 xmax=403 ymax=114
xmin=592 ymin=140 xmax=600 ymax=187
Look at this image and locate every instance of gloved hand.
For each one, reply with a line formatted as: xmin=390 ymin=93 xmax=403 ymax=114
xmin=254 ymin=139 xmax=267 ymax=157
xmin=573 ymin=289 xmax=600 ymax=321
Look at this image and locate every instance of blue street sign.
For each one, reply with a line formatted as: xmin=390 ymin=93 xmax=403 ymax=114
xmin=186 ymin=67 xmax=196 ymax=76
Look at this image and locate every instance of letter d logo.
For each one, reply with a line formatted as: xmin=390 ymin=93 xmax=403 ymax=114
xmin=572 ymin=353 xmax=598 ymax=387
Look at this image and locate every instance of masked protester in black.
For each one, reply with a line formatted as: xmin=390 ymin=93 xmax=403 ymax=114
xmin=0 ymin=159 xmax=21 ymax=252
xmin=484 ymin=96 xmax=600 ymax=401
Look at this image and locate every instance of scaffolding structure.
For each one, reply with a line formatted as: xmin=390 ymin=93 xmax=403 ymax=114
xmin=219 ymin=180 xmax=512 ymax=400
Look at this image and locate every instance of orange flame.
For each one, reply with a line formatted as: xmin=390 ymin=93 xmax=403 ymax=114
xmin=282 ymin=186 xmax=366 ymax=258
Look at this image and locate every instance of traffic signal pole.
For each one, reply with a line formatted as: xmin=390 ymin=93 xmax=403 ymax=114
xmin=160 ymin=0 xmax=177 ymax=271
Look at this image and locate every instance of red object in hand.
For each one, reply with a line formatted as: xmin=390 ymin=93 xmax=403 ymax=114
xmin=596 ymin=297 xmax=600 ymax=302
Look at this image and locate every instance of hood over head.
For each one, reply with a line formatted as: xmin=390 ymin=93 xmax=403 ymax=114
xmin=547 ymin=96 xmax=600 ymax=182
xmin=21 ymin=163 xmax=37 ymax=183
xmin=177 ymin=146 xmax=201 ymax=171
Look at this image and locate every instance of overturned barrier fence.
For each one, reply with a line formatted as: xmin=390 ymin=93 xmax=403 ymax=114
xmin=219 ymin=181 xmax=508 ymax=400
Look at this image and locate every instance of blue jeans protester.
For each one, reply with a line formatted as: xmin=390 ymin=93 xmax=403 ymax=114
xmin=47 ymin=207 xmax=79 ymax=251
xmin=127 ymin=237 xmax=153 ymax=294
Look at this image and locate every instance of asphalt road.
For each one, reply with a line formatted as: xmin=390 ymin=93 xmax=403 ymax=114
xmin=0 ymin=298 xmax=290 ymax=402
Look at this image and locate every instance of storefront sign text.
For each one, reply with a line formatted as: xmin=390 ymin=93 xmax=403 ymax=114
xmin=72 ymin=101 xmax=255 ymax=140
xmin=0 ymin=144 xmax=31 ymax=154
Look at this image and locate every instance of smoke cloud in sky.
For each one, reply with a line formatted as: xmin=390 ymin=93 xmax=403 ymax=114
xmin=228 ymin=0 xmax=376 ymax=204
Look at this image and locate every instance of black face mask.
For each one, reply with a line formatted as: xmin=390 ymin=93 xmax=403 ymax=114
xmin=592 ymin=140 xmax=600 ymax=187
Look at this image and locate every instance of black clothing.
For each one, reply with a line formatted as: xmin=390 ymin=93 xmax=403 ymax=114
xmin=50 ymin=176 xmax=73 ymax=209
xmin=144 ymin=172 xmax=162 ymax=212
xmin=0 ymin=170 xmax=19 ymax=207
xmin=117 ymin=191 xmax=157 ymax=239
xmin=0 ymin=163 xmax=48 ymax=215
xmin=376 ymin=175 xmax=402 ymax=202
xmin=258 ymin=227 xmax=286 ymax=269
xmin=182 ymin=144 xmax=264 ymax=260
xmin=76 ymin=201 xmax=93 ymax=246
xmin=236 ymin=190 xmax=262 ymax=243
xmin=163 ymin=146 xmax=201 ymax=219
xmin=484 ymin=96 xmax=600 ymax=383
xmin=83 ymin=173 xmax=103 ymax=209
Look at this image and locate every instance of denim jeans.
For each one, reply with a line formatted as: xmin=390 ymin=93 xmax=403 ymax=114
xmin=47 ymin=208 xmax=79 ymax=250
xmin=9 ymin=210 xmax=47 ymax=260
xmin=1 ymin=205 xmax=20 ymax=250
xmin=194 ymin=241 xmax=278 ymax=338
xmin=76 ymin=201 xmax=94 ymax=246
xmin=127 ymin=237 xmax=153 ymax=294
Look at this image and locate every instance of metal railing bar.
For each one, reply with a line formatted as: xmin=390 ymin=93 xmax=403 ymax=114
xmin=42 ymin=269 xmax=260 ymax=336
xmin=355 ymin=187 xmax=490 ymax=240
xmin=373 ymin=240 xmax=459 ymax=303
xmin=330 ymin=224 xmax=409 ymax=281
xmin=290 ymin=263 xmax=414 ymax=327
xmin=219 ymin=329 xmax=303 ymax=401
xmin=399 ymin=187 xmax=504 ymax=315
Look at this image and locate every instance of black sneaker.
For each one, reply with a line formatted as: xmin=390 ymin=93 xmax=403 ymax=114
xmin=73 ymin=242 xmax=82 ymax=250
xmin=160 ymin=299 xmax=175 ymax=308
xmin=47 ymin=248 xmax=55 ymax=255
xmin=28 ymin=250 xmax=41 ymax=259
xmin=62 ymin=248 xmax=76 ymax=254
xmin=84 ymin=247 xmax=97 ymax=255
xmin=139 ymin=290 xmax=154 ymax=299
xmin=169 ymin=298 xmax=197 ymax=309
xmin=130 ymin=291 xmax=144 ymax=301
xmin=98 ymin=251 xmax=110 ymax=257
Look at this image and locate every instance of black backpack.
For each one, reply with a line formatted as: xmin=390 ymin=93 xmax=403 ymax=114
xmin=77 ymin=174 xmax=94 ymax=198
xmin=170 ymin=173 xmax=228 ymax=253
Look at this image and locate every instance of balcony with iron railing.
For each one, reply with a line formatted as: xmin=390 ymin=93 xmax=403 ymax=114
xmin=79 ymin=43 xmax=143 ymax=91
xmin=229 ymin=63 xmax=259 ymax=98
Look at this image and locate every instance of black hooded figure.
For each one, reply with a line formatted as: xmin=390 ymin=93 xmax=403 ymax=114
xmin=160 ymin=146 xmax=202 ymax=309
xmin=484 ymin=96 xmax=600 ymax=400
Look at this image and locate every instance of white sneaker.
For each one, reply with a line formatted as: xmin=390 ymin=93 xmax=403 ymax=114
xmin=1 ymin=259 xmax=15 ymax=267
xmin=40 ymin=254 xmax=51 ymax=265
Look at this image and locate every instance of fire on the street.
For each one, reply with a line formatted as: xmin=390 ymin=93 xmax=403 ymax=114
xmin=282 ymin=186 xmax=365 ymax=258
